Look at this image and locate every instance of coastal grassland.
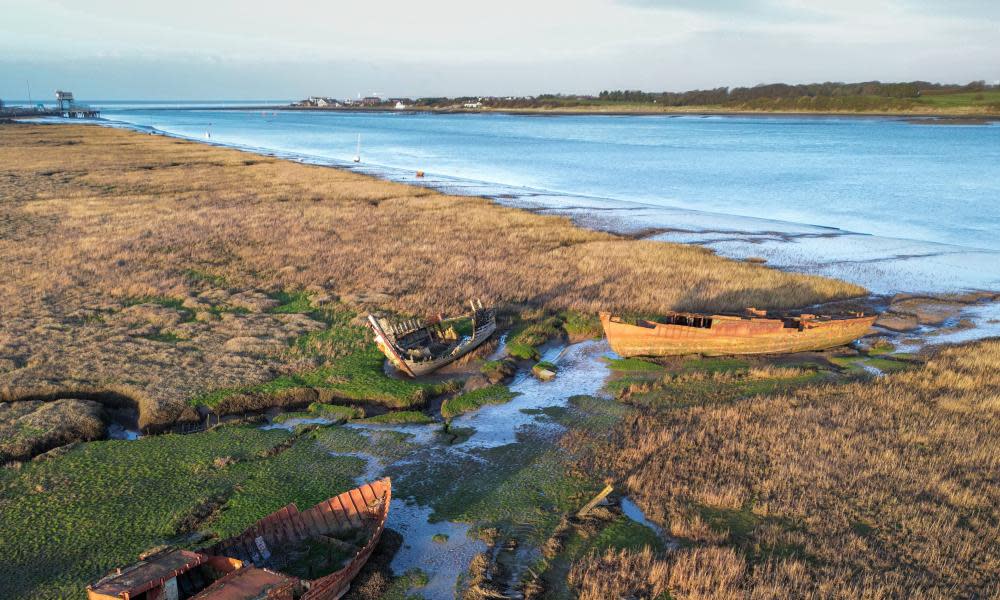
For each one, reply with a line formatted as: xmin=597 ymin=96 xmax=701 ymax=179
xmin=0 ymin=123 xmax=862 ymax=434
xmin=566 ymin=340 xmax=1000 ymax=598
xmin=0 ymin=424 xmax=364 ymax=599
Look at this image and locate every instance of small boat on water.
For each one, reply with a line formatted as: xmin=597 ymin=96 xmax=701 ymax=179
xmin=600 ymin=309 xmax=875 ymax=357
xmin=352 ymin=134 xmax=361 ymax=163
xmin=368 ymin=300 xmax=497 ymax=377
xmin=87 ymin=478 xmax=391 ymax=600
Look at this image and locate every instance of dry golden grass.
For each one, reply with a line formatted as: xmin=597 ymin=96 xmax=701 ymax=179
xmin=568 ymin=546 xmax=671 ymax=600
xmin=0 ymin=398 xmax=105 ymax=463
xmin=570 ymin=340 xmax=1000 ymax=598
xmin=0 ymin=123 xmax=861 ymax=433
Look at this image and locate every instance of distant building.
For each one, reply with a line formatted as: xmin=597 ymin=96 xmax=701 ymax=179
xmin=463 ymin=101 xmax=483 ymax=109
xmin=360 ymin=96 xmax=382 ymax=106
xmin=56 ymin=90 xmax=74 ymax=111
xmin=303 ymin=96 xmax=339 ymax=107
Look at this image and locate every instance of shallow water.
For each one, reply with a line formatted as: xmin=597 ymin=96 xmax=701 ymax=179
xmin=330 ymin=340 xmax=614 ymax=598
xmin=105 ymin=423 xmax=141 ymax=440
xmin=452 ymin=341 xmax=611 ymax=449
xmin=52 ymin=107 xmax=1000 ymax=295
xmin=892 ymin=301 xmax=1000 ymax=353
xmin=621 ymin=497 xmax=678 ymax=550
xmin=388 ymin=500 xmax=487 ymax=599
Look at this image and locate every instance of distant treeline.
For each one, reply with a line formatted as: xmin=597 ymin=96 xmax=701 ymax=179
xmin=596 ymin=81 xmax=993 ymax=105
xmin=413 ymin=81 xmax=998 ymax=111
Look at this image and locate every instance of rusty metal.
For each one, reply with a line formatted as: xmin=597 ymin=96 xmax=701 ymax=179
xmin=600 ymin=309 xmax=876 ymax=357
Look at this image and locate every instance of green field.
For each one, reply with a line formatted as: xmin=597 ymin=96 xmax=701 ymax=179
xmin=914 ymin=90 xmax=1000 ymax=108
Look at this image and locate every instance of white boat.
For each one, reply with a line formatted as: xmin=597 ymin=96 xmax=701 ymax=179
xmin=353 ymin=134 xmax=361 ymax=163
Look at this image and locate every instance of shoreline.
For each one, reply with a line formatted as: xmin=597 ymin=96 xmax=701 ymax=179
xmin=76 ymin=113 xmax=1000 ymax=297
xmin=2 ymin=122 xmax=997 ymax=599
xmin=97 ymin=103 xmax=1000 ymax=121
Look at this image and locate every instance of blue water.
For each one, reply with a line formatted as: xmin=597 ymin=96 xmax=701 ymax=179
xmin=71 ymin=106 xmax=1000 ymax=294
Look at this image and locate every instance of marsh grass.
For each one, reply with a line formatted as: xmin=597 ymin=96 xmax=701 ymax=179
xmin=190 ymin=301 xmax=437 ymax=414
xmin=0 ymin=124 xmax=861 ymax=433
xmin=604 ymin=357 xmax=664 ymax=372
xmin=356 ymin=410 xmax=434 ymax=425
xmin=568 ymin=340 xmax=1000 ymax=597
xmin=440 ymin=385 xmax=518 ymax=419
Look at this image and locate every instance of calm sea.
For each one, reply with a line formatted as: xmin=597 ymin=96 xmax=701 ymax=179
xmin=72 ymin=104 xmax=1000 ymax=294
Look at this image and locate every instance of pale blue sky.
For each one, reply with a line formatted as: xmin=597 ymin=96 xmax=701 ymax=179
xmin=1 ymin=0 xmax=998 ymax=99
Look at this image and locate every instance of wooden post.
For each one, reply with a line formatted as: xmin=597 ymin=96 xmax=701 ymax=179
xmin=576 ymin=484 xmax=614 ymax=518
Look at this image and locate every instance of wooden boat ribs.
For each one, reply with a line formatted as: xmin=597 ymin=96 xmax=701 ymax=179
xmin=368 ymin=299 xmax=497 ymax=377
xmin=87 ymin=478 xmax=391 ymax=600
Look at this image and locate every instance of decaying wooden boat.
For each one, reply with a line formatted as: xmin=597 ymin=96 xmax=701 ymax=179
xmin=368 ymin=300 xmax=497 ymax=377
xmin=600 ymin=309 xmax=875 ymax=357
xmin=87 ymin=478 xmax=391 ymax=600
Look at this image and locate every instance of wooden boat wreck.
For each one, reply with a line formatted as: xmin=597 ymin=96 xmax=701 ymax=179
xmin=368 ymin=300 xmax=497 ymax=377
xmin=600 ymin=309 xmax=875 ymax=357
xmin=88 ymin=478 xmax=391 ymax=600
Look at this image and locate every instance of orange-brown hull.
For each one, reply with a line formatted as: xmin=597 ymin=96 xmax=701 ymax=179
xmin=206 ymin=478 xmax=391 ymax=600
xmin=600 ymin=312 xmax=875 ymax=357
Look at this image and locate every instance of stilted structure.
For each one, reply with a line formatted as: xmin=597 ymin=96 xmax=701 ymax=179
xmin=55 ymin=90 xmax=100 ymax=118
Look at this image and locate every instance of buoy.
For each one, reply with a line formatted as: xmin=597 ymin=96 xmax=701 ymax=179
xmin=416 ymin=170 xmax=424 ymax=178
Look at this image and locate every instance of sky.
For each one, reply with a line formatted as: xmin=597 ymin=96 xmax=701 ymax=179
xmin=1 ymin=0 xmax=998 ymax=100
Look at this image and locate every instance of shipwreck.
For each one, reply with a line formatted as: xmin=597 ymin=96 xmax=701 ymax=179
xmin=87 ymin=478 xmax=391 ymax=600
xmin=600 ymin=309 xmax=875 ymax=357
xmin=368 ymin=300 xmax=497 ymax=377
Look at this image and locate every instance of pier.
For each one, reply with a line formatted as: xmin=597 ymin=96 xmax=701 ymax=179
xmin=0 ymin=91 xmax=101 ymax=119
xmin=56 ymin=90 xmax=100 ymax=118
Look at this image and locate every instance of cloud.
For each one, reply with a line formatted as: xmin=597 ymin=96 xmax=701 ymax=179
xmin=0 ymin=0 xmax=997 ymax=98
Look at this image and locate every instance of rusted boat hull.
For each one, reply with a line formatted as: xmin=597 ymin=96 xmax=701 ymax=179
xmin=601 ymin=312 xmax=875 ymax=357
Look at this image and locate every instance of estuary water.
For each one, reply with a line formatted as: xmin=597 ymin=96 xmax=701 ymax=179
xmin=82 ymin=106 xmax=1000 ymax=294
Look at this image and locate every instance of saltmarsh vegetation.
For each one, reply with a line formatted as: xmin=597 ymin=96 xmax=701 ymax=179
xmin=0 ymin=123 xmax=861 ymax=435
xmin=188 ymin=300 xmax=440 ymax=415
xmin=440 ymin=385 xmax=518 ymax=419
xmin=0 ymin=123 xmax=879 ymax=597
xmin=0 ymin=424 xmax=364 ymax=599
xmin=566 ymin=340 xmax=1000 ymax=598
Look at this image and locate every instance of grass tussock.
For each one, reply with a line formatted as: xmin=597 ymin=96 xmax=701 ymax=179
xmin=569 ymin=340 xmax=1000 ymax=597
xmin=568 ymin=546 xmax=670 ymax=600
xmin=0 ymin=398 xmax=106 ymax=463
xmin=440 ymin=385 xmax=517 ymax=419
